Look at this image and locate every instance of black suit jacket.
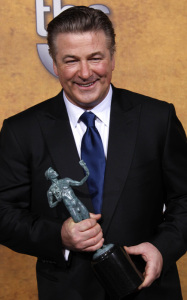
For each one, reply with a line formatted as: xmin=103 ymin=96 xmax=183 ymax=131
xmin=0 ymin=86 xmax=186 ymax=300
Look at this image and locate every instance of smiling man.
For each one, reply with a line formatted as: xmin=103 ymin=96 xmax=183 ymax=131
xmin=53 ymin=31 xmax=115 ymax=109
xmin=0 ymin=6 xmax=187 ymax=300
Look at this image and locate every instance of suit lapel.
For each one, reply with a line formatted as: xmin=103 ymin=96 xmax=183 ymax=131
xmin=102 ymin=88 xmax=141 ymax=236
xmin=36 ymin=91 xmax=93 ymax=212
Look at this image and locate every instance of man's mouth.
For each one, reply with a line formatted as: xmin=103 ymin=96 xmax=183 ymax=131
xmin=76 ymin=80 xmax=98 ymax=88
xmin=79 ymin=82 xmax=94 ymax=87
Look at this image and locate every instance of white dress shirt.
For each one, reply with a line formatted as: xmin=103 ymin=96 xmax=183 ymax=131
xmin=63 ymin=84 xmax=112 ymax=159
xmin=62 ymin=85 xmax=113 ymax=261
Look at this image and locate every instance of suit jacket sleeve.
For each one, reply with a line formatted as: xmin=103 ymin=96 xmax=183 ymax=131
xmin=0 ymin=119 xmax=65 ymax=266
xmin=149 ymin=104 xmax=187 ymax=269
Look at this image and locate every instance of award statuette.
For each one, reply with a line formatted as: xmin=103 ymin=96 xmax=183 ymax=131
xmin=45 ymin=160 xmax=144 ymax=299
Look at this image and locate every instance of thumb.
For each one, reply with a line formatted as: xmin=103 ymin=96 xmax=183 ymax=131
xmin=124 ymin=245 xmax=142 ymax=256
xmin=89 ymin=213 xmax=102 ymax=221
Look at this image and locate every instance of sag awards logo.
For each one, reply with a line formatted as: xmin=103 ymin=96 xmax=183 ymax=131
xmin=36 ymin=0 xmax=110 ymax=77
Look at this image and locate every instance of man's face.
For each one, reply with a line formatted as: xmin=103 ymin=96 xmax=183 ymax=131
xmin=53 ymin=31 xmax=115 ymax=109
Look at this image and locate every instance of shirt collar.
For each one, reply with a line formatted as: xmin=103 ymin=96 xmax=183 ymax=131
xmin=63 ymin=85 xmax=112 ymax=128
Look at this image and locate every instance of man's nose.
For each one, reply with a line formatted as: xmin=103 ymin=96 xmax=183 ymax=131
xmin=78 ymin=61 xmax=92 ymax=79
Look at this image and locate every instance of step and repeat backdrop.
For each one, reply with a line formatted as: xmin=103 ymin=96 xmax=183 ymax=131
xmin=0 ymin=0 xmax=187 ymax=299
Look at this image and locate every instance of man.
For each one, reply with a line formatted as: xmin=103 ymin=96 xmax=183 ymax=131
xmin=0 ymin=6 xmax=186 ymax=300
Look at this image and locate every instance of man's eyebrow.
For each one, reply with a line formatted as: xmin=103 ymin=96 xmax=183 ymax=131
xmin=89 ymin=51 xmax=104 ymax=57
xmin=62 ymin=52 xmax=104 ymax=61
xmin=63 ymin=55 xmax=78 ymax=61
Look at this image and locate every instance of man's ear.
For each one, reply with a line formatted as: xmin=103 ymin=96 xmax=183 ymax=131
xmin=53 ymin=61 xmax=58 ymax=77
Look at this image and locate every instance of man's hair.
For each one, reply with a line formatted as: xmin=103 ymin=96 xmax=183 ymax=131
xmin=47 ymin=6 xmax=116 ymax=60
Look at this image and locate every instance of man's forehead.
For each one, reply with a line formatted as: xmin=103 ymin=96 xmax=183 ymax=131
xmin=54 ymin=31 xmax=109 ymax=55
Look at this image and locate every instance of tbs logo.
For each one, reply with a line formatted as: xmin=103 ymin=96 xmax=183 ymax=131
xmin=36 ymin=0 xmax=110 ymax=77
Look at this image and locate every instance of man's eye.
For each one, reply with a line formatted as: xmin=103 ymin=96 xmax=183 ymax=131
xmin=65 ymin=59 xmax=77 ymax=64
xmin=91 ymin=57 xmax=101 ymax=61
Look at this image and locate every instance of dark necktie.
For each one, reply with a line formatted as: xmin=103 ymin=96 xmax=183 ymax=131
xmin=80 ymin=112 xmax=106 ymax=214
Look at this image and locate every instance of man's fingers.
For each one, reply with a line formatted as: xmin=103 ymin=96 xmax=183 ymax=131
xmin=138 ymin=258 xmax=162 ymax=289
xmin=80 ymin=231 xmax=104 ymax=252
xmin=70 ymin=224 xmax=104 ymax=251
xmin=83 ymin=238 xmax=104 ymax=252
xmin=61 ymin=215 xmax=103 ymax=252
xmin=124 ymin=243 xmax=163 ymax=290
xmin=138 ymin=264 xmax=155 ymax=289
xmin=79 ymin=222 xmax=103 ymax=240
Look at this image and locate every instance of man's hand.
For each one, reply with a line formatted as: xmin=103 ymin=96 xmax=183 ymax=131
xmin=61 ymin=213 xmax=104 ymax=252
xmin=124 ymin=242 xmax=163 ymax=289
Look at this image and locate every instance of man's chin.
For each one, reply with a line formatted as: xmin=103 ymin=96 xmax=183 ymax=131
xmin=75 ymin=99 xmax=101 ymax=109
xmin=65 ymin=89 xmax=104 ymax=109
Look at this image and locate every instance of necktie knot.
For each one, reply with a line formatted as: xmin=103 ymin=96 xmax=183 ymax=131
xmin=80 ymin=111 xmax=95 ymax=128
